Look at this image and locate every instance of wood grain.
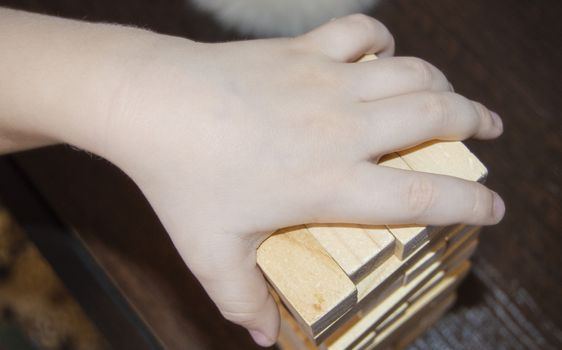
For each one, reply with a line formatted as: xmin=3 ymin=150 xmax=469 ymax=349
xmin=306 ymin=224 xmax=394 ymax=283
xmin=399 ymin=141 xmax=488 ymax=182
xmin=257 ymin=227 xmax=357 ymax=337
xmin=365 ymin=261 xmax=470 ymax=350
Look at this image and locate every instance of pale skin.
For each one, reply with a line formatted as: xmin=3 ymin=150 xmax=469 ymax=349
xmin=0 ymin=8 xmax=505 ymax=347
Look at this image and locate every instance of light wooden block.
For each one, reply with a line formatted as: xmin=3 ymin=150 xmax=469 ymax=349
xmin=257 ymin=227 xmax=357 ymax=337
xmin=372 ymin=293 xmax=456 ymax=350
xmin=366 ymin=261 xmax=470 ymax=350
xmin=443 ymin=239 xmax=478 ymax=272
xmin=350 ymin=331 xmax=375 ymax=350
xmin=313 ymin=223 xmax=461 ymax=343
xmin=324 ymin=260 xmax=441 ymax=350
xmin=443 ymin=226 xmax=480 ymax=263
xmin=279 ymin=240 xmax=474 ymax=350
xmin=320 ymin=228 xmax=471 ymax=347
xmin=393 ymin=294 xmax=455 ymax=349
xmin=278 ymin=300 xmax=318 ymax=350
xmin=307 ymin=224 xmax=395 ymax=283
xmin=355 ymin=223 xmax=459 ymax=303
xmin=398 ymin=140 xmax=487 ymax=182
xmin=403 ymin=239 xmax=446 ymax=284
xmin=374 ymin=302 xmax=407 ymax=332
xmin=446 ymin=225 xmax=480 ymax=250
xmin=387 ymin=293 xmax=456 ymax=350
xmin=407 ymin=270 xmax=446 ymax=303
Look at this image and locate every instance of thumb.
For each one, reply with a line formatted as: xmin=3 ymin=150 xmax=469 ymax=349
xmin=189 ymin=236 xmax=280 ymax=347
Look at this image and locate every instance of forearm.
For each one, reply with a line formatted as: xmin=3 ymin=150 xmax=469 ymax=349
xmin=0 ymin=7 xmax=160 ymax=155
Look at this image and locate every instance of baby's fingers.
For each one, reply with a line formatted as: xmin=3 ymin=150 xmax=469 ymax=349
xmin=324 ymin=164 xmax=505 ymax=226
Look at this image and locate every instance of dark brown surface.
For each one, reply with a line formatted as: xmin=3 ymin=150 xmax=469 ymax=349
xmin=0 ymin=0 xmax=561 ymax=349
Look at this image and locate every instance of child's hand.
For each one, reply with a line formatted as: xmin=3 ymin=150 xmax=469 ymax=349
xmin=99 ymin=15 xmax=504 ymax=346
xmin=0 ymin=10 xmax=505 ymax=347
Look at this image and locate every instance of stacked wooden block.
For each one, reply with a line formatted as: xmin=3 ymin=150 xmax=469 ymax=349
xmin=257 ymin=140 xmax=486 ymax=350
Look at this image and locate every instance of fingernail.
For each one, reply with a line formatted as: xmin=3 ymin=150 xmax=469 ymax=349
xmin=492 ymin=191 xmax=505 ymax=222
xmin=249 ymin=330 xmax=274 ymax=347
xmin=490 ymin=111 xmax=503 ymax=132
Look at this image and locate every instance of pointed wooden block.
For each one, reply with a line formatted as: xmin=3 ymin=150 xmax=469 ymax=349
xmin=307 ymin=224 xmax=395 ymax=283
xmin=257 ymin=227 xmax=357 ymax=338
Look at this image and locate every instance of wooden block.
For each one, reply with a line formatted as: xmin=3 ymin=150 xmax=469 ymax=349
xmin=398 ymin=140 xmax=488 ymax=182
xmin=367 ymin=262 xmax=470 ymax=350
xmin=443 ymin=239 xmax=479 ymax=272
xmin=443 ymin=226 xmax=480 ymax=262
xmin=357 ymin=54 xmax=377 ymax=63
xmin=375 ymin=302 xmax=408 ymax=332
xmin=387 ymin=225 xmax=430 ymax=260
xmin=354 ymin=223 xmax=459 ymax=304
xmin=407 ymin=270 xmax=446 ymax=303
xmin=393 ymin=296 xmax=455 ymax=349
xmin=257 ymin=227 xmax=357 ymax=337
xmin=322 ymin=230 xmax=472 ymax=347
xmin=324 ymin=260 xmax=441 ymax=350
xmin=278 ymin=300 xmax=318 ymax=350
xmin=392 ymin=293 xmax=457 ymax=350
xmin=350 ymin=331 xmax=376 ymax=350
xmin=306 ymin=224 xmax=395 ymax=283
xmin=403 ymin=239 xmax=446 ymax=284
xmin=446 ymin=225 xmax=481 ymax=251
xmin=314 ymin=227 xmax=459 ymax=343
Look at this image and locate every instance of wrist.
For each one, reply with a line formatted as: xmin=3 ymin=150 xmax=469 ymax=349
xmin=0 ymin=8 xmax=191 ymax=157
xmin=40 ymin=23 xmax=165 ymax=155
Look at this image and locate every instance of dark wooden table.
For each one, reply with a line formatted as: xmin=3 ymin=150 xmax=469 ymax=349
xmin=0 ymin=0 xmax=561 ymax=349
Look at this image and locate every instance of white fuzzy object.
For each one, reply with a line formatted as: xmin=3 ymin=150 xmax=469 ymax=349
xmin=190 ymin=0 xmax=381 ymax=37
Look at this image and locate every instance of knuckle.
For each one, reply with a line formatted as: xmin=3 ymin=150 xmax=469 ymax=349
xmin=346 ymin=14 xmax=383 ymax=38
xmin=423 ymin=93 xmax=454 ymax=129
xmin=405 ymin=58 xmax=434 ymax=88
xmin=347 ymin=13 xmax=377 ymax=30
xmin=404 ymin=176 xmax=436 ymax=218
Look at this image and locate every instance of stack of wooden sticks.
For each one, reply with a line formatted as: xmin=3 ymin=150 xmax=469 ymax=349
xmin=257 ymin=140 xmax=486 ymax=350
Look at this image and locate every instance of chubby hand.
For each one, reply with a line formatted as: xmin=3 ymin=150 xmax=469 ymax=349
xmin=101 ymin=14 xmax=504 ymax=346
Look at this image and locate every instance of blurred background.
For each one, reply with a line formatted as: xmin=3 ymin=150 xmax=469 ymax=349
xmin=0 ymin=0 xmax=560 ymax=349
